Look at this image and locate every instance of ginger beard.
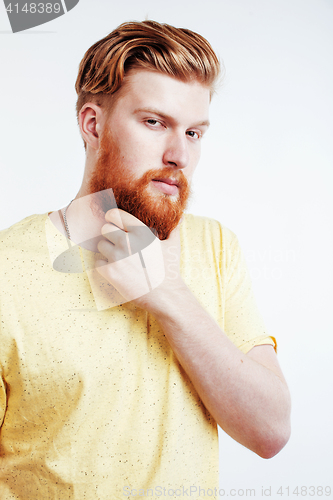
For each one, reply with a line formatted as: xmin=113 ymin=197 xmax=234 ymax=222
xmin=88 ymin=126 xmax=191 ymax=240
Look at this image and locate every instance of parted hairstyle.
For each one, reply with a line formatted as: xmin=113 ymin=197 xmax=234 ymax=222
xmin=75 ymin=20 xmax=221 ymax=124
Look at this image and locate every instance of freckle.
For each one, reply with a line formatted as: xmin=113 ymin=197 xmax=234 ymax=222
xmin=241 ymin=359 xmax=243 ymax=363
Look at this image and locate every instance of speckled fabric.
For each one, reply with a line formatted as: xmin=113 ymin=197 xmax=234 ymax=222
xmin=0 ymin=213 xmax=275 ymax=499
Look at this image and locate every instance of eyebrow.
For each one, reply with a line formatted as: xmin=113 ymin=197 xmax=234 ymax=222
xmin=133 ymin=107 xmax=210 ymax=128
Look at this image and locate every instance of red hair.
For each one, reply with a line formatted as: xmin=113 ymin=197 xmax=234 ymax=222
xmin=75 ymin=20 xmax=221 ymax=122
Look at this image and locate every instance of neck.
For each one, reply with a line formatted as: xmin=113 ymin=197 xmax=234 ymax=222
xmin=49 ymin=192 xmax=108 ymax=252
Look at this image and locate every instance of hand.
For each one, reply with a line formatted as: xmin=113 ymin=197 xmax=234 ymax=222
xmin=95 ymin=209 xmax=185 ymax=312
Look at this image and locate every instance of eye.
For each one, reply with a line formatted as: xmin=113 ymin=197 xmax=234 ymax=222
xmin=186 ymin=130 xmax=201 ymax=140
xmin=146 ymin=119 xmax=162 ymax=127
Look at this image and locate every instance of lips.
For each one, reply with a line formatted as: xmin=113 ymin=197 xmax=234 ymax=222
xmin=152 ymin=177 xmax=180 ymax=187
xmin=151 ymin=178 xmax=180 ymax=195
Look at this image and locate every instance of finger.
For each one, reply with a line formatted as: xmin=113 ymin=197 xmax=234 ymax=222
xmin=104 ymin=208 xmax=126 ymax=230
xmin=95 ymin=258 xmax=108 ymax=268
xmin=101 ymin=223 xmax=121 ymax=237
xmin=104 ymin=210 xmax=156 ymax=255
xmin=97 ymin=238 xmax=113 ymax=258
xmin=101 ymin=223 xmax=125 ymax=242
xmin=97 ymin=238 xmax=130 ymax=262
xmin=101 ymin=225 xmax=131 ymax=254
xmin=105 ymin=208 xmax=146 ymax=231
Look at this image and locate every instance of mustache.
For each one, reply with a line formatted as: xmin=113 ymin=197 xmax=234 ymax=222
xmin=134 ymin=166 xmax=188 ymax=189
xmin=88 ymin=127 xmax=191 ymax=239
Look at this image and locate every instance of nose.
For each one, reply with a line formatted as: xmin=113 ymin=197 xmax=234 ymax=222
xmin=162 ymin=131 xmax=190 ymax=170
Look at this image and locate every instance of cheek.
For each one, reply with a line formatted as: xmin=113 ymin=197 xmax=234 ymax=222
xmin=187 ymin=148 xmax=201 ymax=177
xmin=118 ymin=144 xmax=157 ymax=178
xmin=122 ymin=137 xmax=160 ymax=170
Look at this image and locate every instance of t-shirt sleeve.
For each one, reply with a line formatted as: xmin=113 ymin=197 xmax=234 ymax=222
xmin=0 ymin=255 xmax=6 ymax=427
xmin=222 ymin=227 xmax=276 ymax=354
xmin=0 ymin=373 xmax=6 ymax=428
xmin=0 ymin=313 xmax=6 ymax=428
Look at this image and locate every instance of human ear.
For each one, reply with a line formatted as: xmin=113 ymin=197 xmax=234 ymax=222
xmin=78 ymin=103 xmax=105 ymax=150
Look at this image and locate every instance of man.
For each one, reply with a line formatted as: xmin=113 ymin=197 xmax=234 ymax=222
xmin=0 ymin=20 xmax=291 ymax=499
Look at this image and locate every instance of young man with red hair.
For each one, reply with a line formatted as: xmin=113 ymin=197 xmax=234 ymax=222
xmin=0 ymin=21 xmax=290 ymax=499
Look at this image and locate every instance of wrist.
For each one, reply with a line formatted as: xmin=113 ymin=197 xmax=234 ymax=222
xmin=144 ymin=278 xmax=191 ymax=319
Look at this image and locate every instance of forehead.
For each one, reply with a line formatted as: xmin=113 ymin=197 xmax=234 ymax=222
xmin=114 ymin=69 xmax=211 ymax=124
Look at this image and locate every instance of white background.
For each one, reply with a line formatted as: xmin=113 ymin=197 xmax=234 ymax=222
xmin=0 ymin=0 xmax=332 ymax=497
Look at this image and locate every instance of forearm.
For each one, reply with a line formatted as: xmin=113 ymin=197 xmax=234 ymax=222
xmin=96 ymin=213 xmax=291 ymax=457
xmin=150 ymin=282 xmax=291 ymax=458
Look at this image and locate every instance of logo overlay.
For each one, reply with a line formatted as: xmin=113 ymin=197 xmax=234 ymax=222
xmin=3 ymin=0 xmax=80 ymax=33
xmin=46 ymin=189 xmax=165 ymax=311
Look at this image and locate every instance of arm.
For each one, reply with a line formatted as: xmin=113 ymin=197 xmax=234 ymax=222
xmin=147 ymin=281 xmax=291 ymax=458
xmin=96 ymin=210 xmax=291 ymax=458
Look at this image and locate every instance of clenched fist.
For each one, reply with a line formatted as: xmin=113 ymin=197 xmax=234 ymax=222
xmin=95 ymin=209 xmax=184 ymax=312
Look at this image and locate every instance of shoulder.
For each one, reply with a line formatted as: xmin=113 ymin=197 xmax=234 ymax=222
xmin=0 ymin=213 xmax=48 ymax=255
xmin=180 ymin=213 xmax=239 ymax=250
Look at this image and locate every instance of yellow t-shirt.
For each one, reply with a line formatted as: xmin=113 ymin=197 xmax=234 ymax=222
xmin=0 ymin=213 xmax=275 ymax=500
